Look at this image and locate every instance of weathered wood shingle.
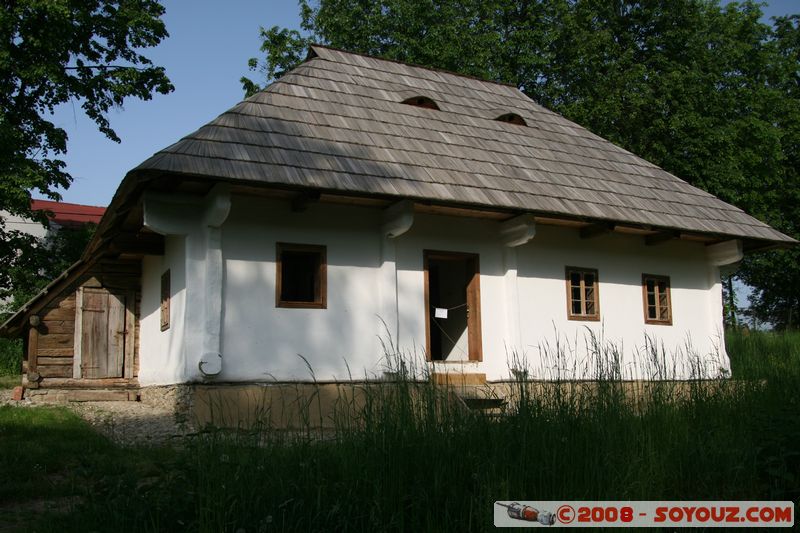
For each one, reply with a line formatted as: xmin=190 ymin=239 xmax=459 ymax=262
xmin=133 ymin=45 xmax=793 ymax=244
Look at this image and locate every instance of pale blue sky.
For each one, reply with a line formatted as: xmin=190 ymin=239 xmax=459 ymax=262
xmin=50 ymin=0 xmax=798 ymax=207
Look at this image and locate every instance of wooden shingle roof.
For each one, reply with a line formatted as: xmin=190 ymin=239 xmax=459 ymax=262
xmin=133 ymin=45 xmax=793 ymax=244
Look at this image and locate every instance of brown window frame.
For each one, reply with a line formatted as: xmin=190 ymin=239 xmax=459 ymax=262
xmin=642 ymin=274 xmax=672 ymax=325
xmin=565 ymin=267 xmax=600 ymax=321
xmin=276 ymin=243 xmax=327 ymax=309
xmin=160 ymin=270 xmax=170 ymax=331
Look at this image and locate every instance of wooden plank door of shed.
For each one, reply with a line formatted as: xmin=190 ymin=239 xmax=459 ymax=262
xmin=80 ymin=288 xmax=127 ymax=379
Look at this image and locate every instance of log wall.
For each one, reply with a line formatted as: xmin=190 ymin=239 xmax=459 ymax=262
xmin=26 ymin=258 xmax=142 ymax=388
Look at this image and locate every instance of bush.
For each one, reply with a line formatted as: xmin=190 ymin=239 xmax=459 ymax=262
xmin=0 ymin=338 xmax=22 ymax=376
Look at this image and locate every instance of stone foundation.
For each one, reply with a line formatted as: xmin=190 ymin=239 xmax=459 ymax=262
xmin=16 ymin=379 xmax=743 ymax=432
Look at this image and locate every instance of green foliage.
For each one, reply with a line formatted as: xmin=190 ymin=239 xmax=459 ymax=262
xmin=0 ymin=337 xmax=21 ymax=376
xmin=727 ymin=329 xmax=800 ymax=380
xmin=245 ymin=0 xmax=800 ymax=328
xmin=1 ymin=222 xmax=96 ymax=316
xmin=0 ymin=0 xmax=172 ymax=301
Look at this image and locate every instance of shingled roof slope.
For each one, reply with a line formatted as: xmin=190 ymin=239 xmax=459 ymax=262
xmin=133 ymin=45 xmax=793 ymax=244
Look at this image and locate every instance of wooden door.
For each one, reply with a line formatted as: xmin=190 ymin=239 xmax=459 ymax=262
xmin=424 ymin=250 xmax=482 ymax=362
xmin=80 ymin=288 xmax=126 ymax=378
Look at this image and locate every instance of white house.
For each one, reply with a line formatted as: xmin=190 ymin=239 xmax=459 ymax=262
xmin=1 ymin=46 xmax=793 ymax=411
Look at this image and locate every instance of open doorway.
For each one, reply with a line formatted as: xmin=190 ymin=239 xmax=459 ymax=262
xmin=424 ymin=250 xmax=482 ymax=361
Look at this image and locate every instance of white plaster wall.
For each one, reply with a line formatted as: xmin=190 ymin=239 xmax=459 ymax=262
xmin=395 ymin=214 xmax=510 ymax=377
xmin=139 ymin=235 xmax=187 ymax=384
xmin=137 ymin=196 xmax=729 ymax=384
xmin=395 ymin=216 xmax=728 ymax=381
xmin=514 ymin=226 xmax=728 ymax=380
xmin=219 ymin=197 xmax=385 ymax=381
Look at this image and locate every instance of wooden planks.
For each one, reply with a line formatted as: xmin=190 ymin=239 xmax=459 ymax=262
xmin=127 ymin=46 xmax=792 ymax=245
xmin=21 ymin=257 xmax=142 ymax=387
xmin=80 ymin=288 xmax=125 ymax=379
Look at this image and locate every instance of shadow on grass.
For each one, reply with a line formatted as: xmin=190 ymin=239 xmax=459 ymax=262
xmin=3 ymin=330 xmax=799 ymax=532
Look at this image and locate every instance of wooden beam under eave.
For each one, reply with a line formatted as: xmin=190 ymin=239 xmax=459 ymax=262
xmin=580 ymin=222 xmax=615 ymax=239
xmin=645 ymin=230 xmax=681 ymax=246
xmin=106 ymin=233 xmax=165 ymax=256
xmin=291 ymin=191 xmax=321 ymax=212
xmin=27 ymin=325 xmax=40 ymax=388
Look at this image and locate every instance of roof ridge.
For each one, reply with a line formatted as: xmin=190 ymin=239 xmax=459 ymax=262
xmin=308 ymin=44 xmax=521 ymax=91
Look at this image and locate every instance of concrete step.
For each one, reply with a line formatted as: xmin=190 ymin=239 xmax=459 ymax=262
xmin=452 ymin=391 xmax=507 ymax=418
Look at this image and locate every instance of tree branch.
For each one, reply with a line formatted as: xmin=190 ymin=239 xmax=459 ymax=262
xmin=63 ymin=65 xmax=149 ymax=71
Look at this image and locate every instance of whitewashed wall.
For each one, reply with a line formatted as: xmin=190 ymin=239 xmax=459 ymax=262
xmin=139 ymin=235 xmax=187 ymax=384
xmin=514 ymin=228 xmax=726 ymax=380
xmin=137 ymin=195 xmax=730 ymax=385
xmin=218 ymin=196 xmax=384 ymax=381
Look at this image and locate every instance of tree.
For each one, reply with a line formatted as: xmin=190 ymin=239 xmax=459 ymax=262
xmin=0 ymin=0 xmax=173 ymax=304
xmin=736 ymin=15 xmax=800 ymax=329
xmin=245 ymin=0 xmax=800 ymax=328
xmin=2 ymin=222 xmax=96 ymax=317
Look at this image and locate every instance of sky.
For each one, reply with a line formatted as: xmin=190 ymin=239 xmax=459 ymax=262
xmin=51 ymin=0 xmax=303 ymax=206
xmin=50 ymin=0 xmax=799 ymax=207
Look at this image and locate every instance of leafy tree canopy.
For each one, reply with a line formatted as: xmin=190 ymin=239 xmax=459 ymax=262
xmin=0 ymin=0 xmax=172 ymax=305
xmin=245 ymin=0 xmax=800 ymax=328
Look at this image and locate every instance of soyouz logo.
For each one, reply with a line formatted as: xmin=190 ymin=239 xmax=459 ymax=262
xmin=493 ymin=501 xmax=795 ymax=528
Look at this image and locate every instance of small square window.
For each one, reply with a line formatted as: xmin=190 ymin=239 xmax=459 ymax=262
xmin=276 ymin=243 xmax=327 ymax=309
xmin=160 ymin=270 xmax=170 ymax=331
xmin=565 ymin=267 xmax=600 ymax=321
xmin=642 ymin=274 xmax=672 ymax=325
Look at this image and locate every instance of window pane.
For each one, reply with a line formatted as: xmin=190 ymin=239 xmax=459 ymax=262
xmin=646 ymin=279 xmax=655 ymax=292
xmin=659 ymin=304 xmax=670 ymax=320
xmin=570 ymin=272 xmax=581 ymax=287
xmin=572 ymin=300 xmax=582 ymax=315
xmin=585 ymin=286 xmax=595 ymax=308
xmin=647 ymin=292 xmax=655 ymax=306
xmin=658 ymin=291 xmax=668 ymax=309
xmin=585 ymin=299 xmax=595 ymax=315
xmin=571 ymin=287 xmax=581 ymax=301
xmin=160 ymin=270 xmax=170 ymax=331
xmin=648 ymin=305 xmax=657 ymax=319
xmin=281 ymin=251 xmax=319 ymax=302
xmin=584 ymin=273 xmax=594 ymax=287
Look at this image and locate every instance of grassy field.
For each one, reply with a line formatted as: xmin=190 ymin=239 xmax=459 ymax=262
xmin=0 ymin=338 xmax=21 ymax=378
xmin=0 ymin=330 xmax=798 ymax=532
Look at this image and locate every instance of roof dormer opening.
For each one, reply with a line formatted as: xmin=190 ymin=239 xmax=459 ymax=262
xmin=495 ymin=113 xmax=527 ymax=126
xmin=402 ymin=96 xmax=440 ymax=110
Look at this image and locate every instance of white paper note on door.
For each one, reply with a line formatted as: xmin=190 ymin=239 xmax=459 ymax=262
xmin=434 ymin=308 xmax=448 ymax=319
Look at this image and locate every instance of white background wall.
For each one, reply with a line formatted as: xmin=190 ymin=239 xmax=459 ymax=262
xmin=137 ymin=196 xmax=729 ymax=384
xmin=140 ymin=235 xmax=187 ymax=384
xmin=219 ymin=197 xmax=384 ymax=381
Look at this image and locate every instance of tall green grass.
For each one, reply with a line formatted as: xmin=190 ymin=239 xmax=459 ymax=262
xmin=27 ymin=330 xmax=798 ymax=532
xmin=727 ymin=329 xmax=800 ymax=379
xmin=0 ymin=337 xmax=22 ymax=377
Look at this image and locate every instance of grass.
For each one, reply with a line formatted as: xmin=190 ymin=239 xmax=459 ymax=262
xmin=1 ymin=330 xmax=798 ymax=532
xmin=0 ymin=338 xmax=22 ymax=377
xmin=0 ymin=375 xmax=21 ymax=389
